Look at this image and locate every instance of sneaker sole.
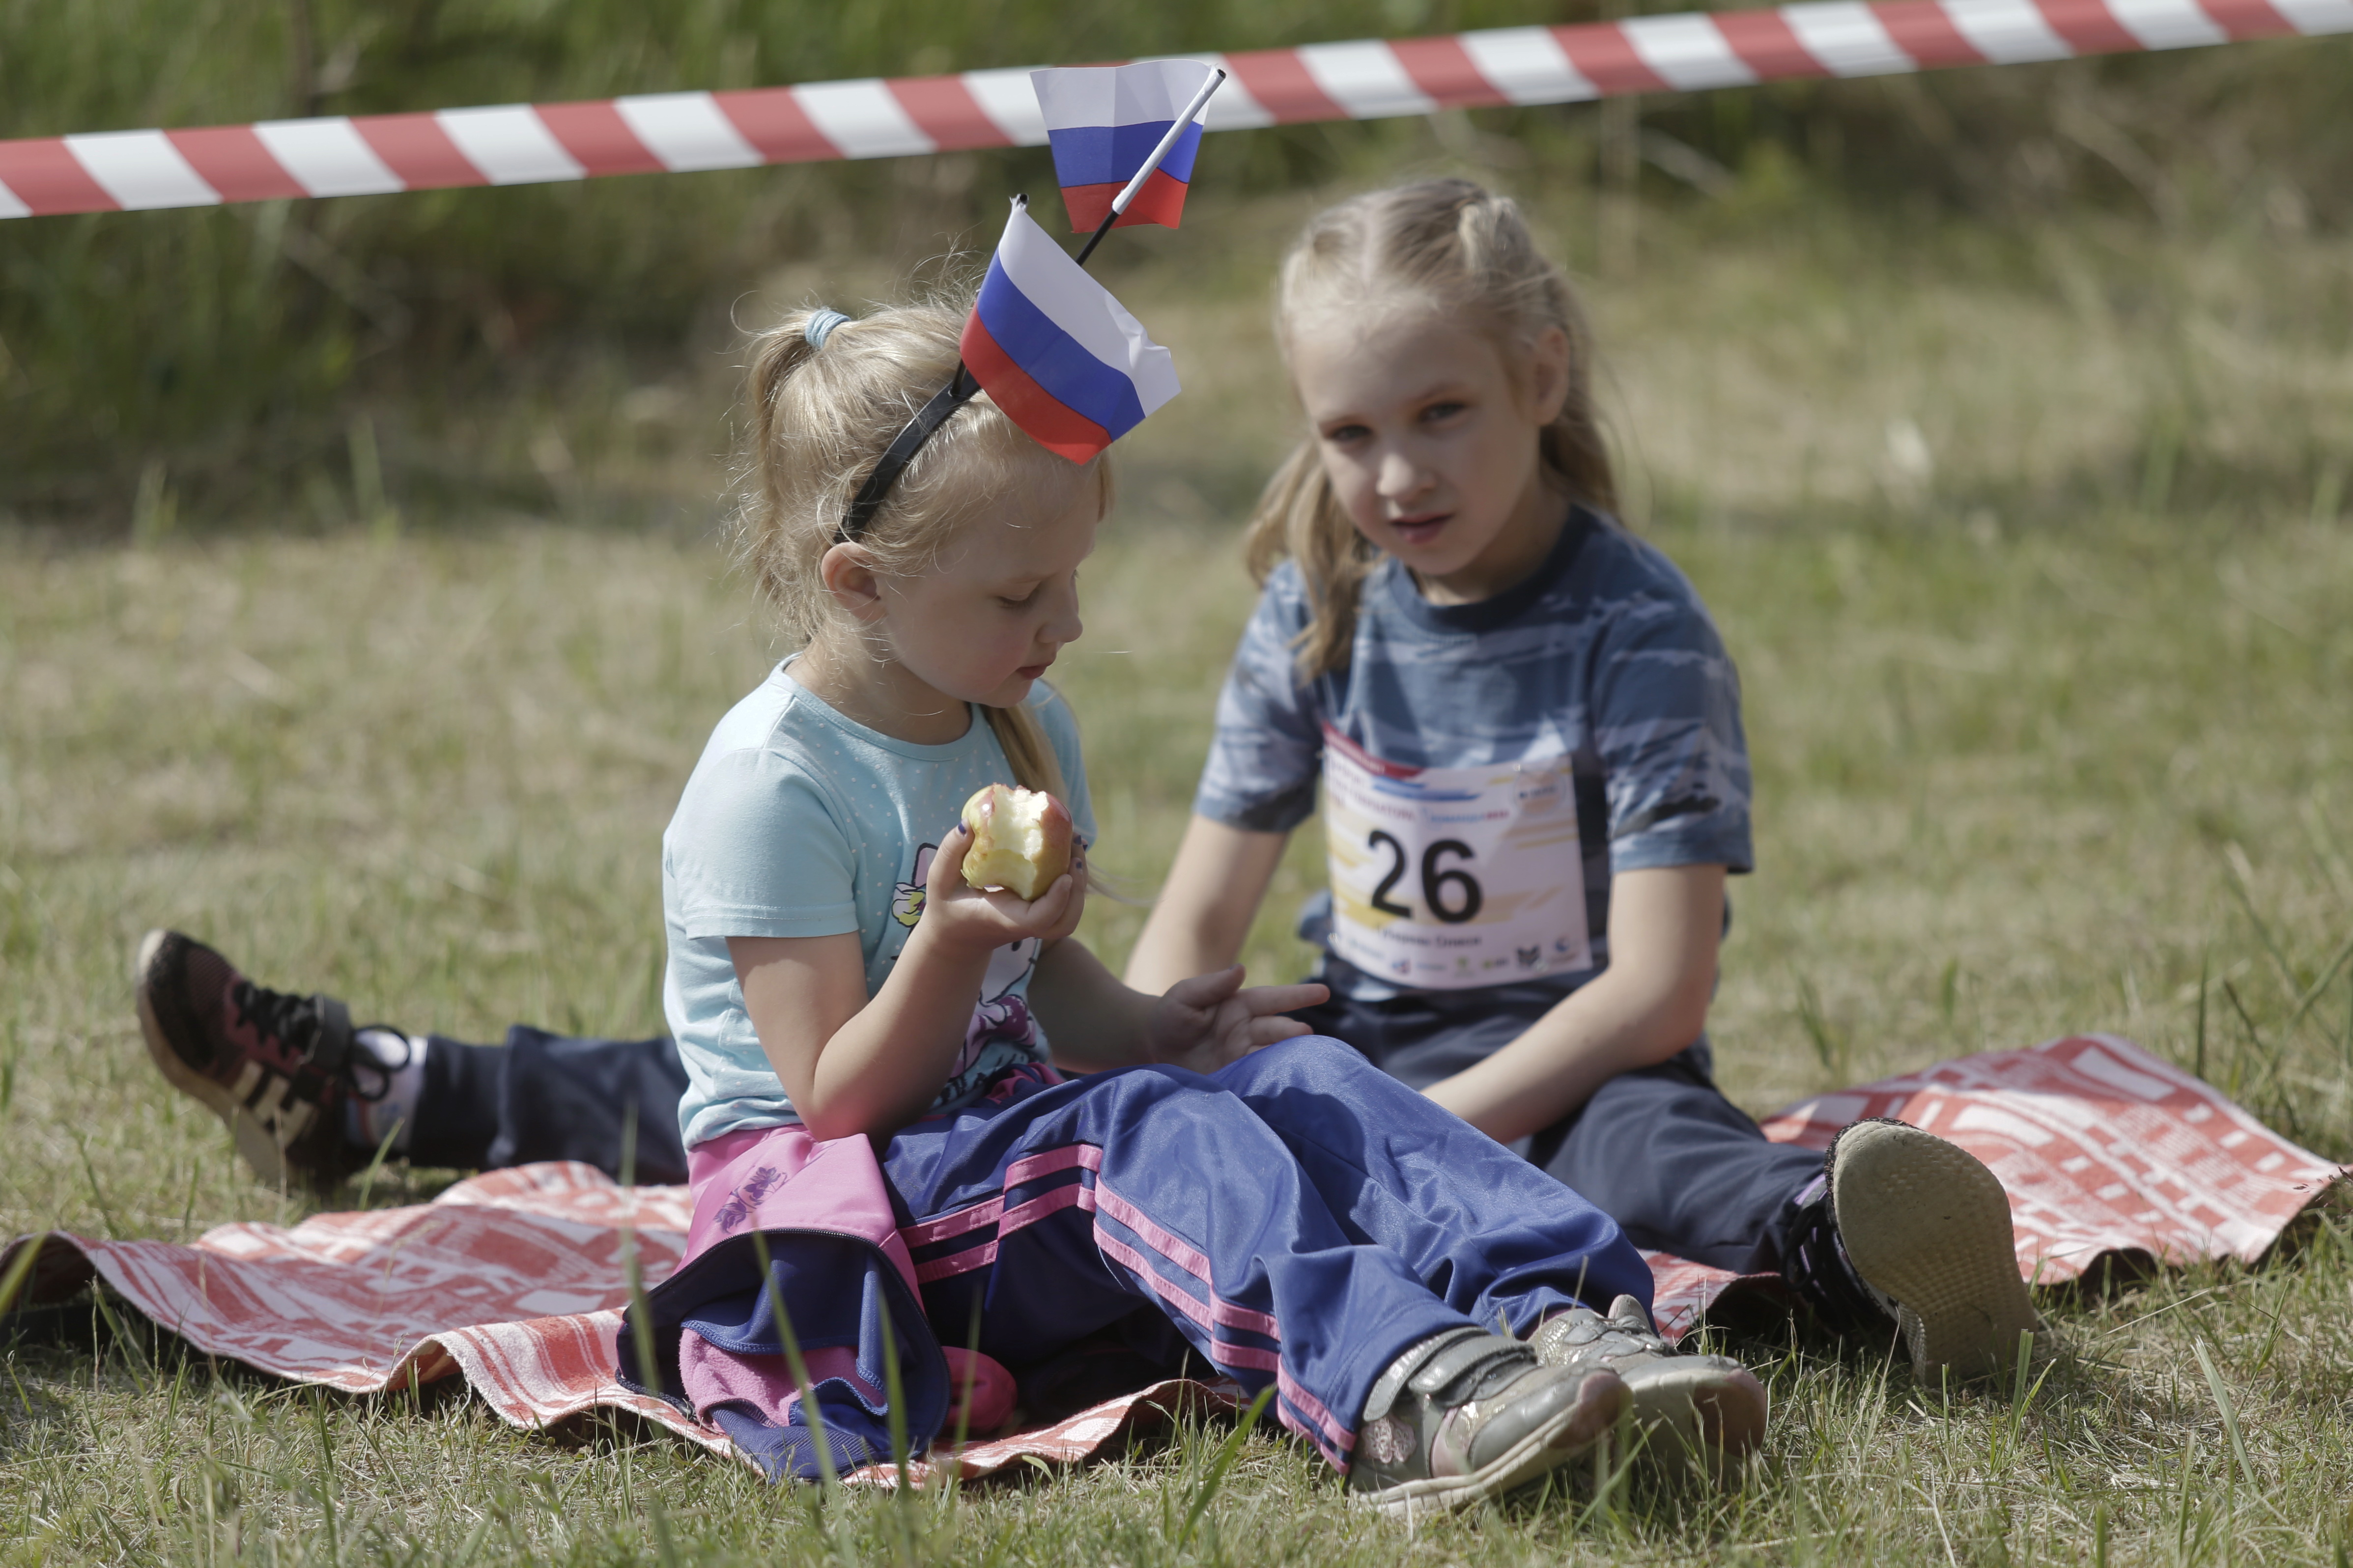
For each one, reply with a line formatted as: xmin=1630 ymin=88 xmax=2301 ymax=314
xmin=1830 ymin=1120 xmax=2042 ymax=1383
xmin=134 ymin=928 xmax=297 ymax=1187
xmin=1353 ymin=1370 xmax=1631 ymax=1520
xmin=1622 ymin=1359 xmax=1770 ymax=1469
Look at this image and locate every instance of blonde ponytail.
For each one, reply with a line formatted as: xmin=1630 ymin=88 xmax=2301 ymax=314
xmin=733 ymin=299 xmax=1098 ymax=818
xmin=732 ymin=300 xmax=1101 ymax=835
xmin=981 ymin=701 xmax=1068 ymax=800
xmin=1251 ymin=179 xmax=1617 ymax=680
xmin=731 ymin=300 xmax=1113 ymax=645
xmin=1243 ymin=442 xmax=1384 ymax=688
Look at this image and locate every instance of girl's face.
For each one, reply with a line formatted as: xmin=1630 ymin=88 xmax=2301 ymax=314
xmin=868 ymin=474 xmax=1098 ymax=710
xmin=1289 ymin=301 xmax=1571 ymax=604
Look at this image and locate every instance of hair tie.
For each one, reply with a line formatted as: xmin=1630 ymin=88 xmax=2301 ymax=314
xmin=803 ymin=308 xmax=850 ymax=349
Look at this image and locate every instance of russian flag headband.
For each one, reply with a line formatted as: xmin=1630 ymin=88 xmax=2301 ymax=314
xmin=836 ymin=65 xmax=1221 ymax=543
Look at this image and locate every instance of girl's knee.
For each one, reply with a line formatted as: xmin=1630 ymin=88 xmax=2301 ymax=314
xmin=1214 ymin=1033 xmax=1373 ymax=1094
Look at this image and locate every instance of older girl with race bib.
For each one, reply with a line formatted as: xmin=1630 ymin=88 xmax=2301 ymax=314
xmin=1124 ymin=179 xmax=2044 ymax=1387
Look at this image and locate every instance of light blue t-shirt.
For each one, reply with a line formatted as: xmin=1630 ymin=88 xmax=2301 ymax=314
xmin=661 ymin=662 xmax=1096 ymax=1149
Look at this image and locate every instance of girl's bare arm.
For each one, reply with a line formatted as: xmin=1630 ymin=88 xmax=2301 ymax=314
xmin=1419 ymin=864 xmax=1726 ymax=1142
xmin=1122 ymin=814 xmax=1291 ymax=993
xmin=730 ymin=824 xmax=1080 ymax=1142
xmin=1026 ymin=939 xmax=1154 ymax=1069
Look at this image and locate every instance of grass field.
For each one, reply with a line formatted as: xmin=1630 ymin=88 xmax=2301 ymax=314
xmin=4 ymin=193 xmax=2353 ymax=1563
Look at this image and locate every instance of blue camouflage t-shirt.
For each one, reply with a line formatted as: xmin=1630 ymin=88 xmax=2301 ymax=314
xmin=1193 ymin=507 xmax=1751 ymax=1000
xmin=661 ymin=663 xmax=1095 ymax=1148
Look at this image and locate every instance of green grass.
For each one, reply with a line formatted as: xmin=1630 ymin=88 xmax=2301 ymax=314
xmin=5 ymin=194 xmax=2353 ymax=1562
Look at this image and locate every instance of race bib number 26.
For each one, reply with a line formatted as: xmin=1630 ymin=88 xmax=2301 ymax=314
xmin=1321 ymin=725 xmax=1592 ymax=990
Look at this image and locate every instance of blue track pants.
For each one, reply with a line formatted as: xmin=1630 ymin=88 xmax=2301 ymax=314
xmin=624 ymin=1035 xmax=1650 ymax=1477
xmin=883 ymin=1036 xmax=1648 ymax=1466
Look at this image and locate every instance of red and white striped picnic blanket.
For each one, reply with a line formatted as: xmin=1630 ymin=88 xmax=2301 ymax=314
xmin=5 ymin=1034 xmax=2338 ymax=1482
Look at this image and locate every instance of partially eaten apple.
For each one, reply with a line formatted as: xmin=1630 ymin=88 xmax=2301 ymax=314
xmin=960 ymin=784 xmax=1073 ymax=901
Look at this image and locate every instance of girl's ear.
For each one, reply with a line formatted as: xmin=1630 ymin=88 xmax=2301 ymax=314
xmin=1526 ymin=326 xmax=1573 ymax=425
xmin=819 ymin=541 xmax=887 ymax=623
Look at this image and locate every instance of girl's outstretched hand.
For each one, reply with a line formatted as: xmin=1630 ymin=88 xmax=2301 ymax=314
xmin=1145 ymin=965 xmax=1330 ymax=1076
xmin=922 ymin=823 xmax=1087 ymax=954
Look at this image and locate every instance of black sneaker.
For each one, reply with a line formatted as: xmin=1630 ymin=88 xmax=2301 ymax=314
xmin=134 ymin=930 xmax=392 ymax=1187
xmin=1345 ymin=1328 xmax=1629 ymax=1518
xmin=1783 ymin=1118 xmax=2047 ymax=1383
xmin=1529 ymin=1295 xmax=1769 ymax=1469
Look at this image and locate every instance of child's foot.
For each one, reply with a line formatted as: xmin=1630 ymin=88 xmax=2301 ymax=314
xmin=134 ymin=930 xmax=403 ymax=1188
xmin=1529 ymin=1295 xmax=1769 ymax=1468
xmin=1788 ymin=1118 xmax=2047 ymax=1383
xmin=1345 ymin=1328 xmax=1629 ymax=1518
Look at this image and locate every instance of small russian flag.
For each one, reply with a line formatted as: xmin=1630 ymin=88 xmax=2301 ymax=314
xmin=1029 ymin=59 xmax=1217 ymax=234
xmin=960 ymin=198 xmax=1180 ymax=464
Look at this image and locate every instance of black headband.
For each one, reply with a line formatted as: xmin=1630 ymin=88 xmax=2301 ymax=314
xmin=837 ymin=363 xmax=980 ymax=543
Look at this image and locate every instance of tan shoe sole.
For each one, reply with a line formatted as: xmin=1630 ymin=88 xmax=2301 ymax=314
xmin=1829 ymin=1119 xmax=2043 ymax=1383
xmin=1354 ymin=1370 xmax=1631 ymax=1520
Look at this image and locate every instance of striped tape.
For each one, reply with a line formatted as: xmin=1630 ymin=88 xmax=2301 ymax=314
xmin=3 ymin=0 xmax=2347 ymax=220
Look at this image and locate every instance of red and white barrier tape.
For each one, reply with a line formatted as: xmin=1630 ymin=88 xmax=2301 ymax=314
xmin=4 ymin=0 xmax=2347 ymax=220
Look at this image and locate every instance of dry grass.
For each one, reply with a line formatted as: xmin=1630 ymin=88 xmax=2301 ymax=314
xmin=4 ymin=196 xmax=2353 ymax=1563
